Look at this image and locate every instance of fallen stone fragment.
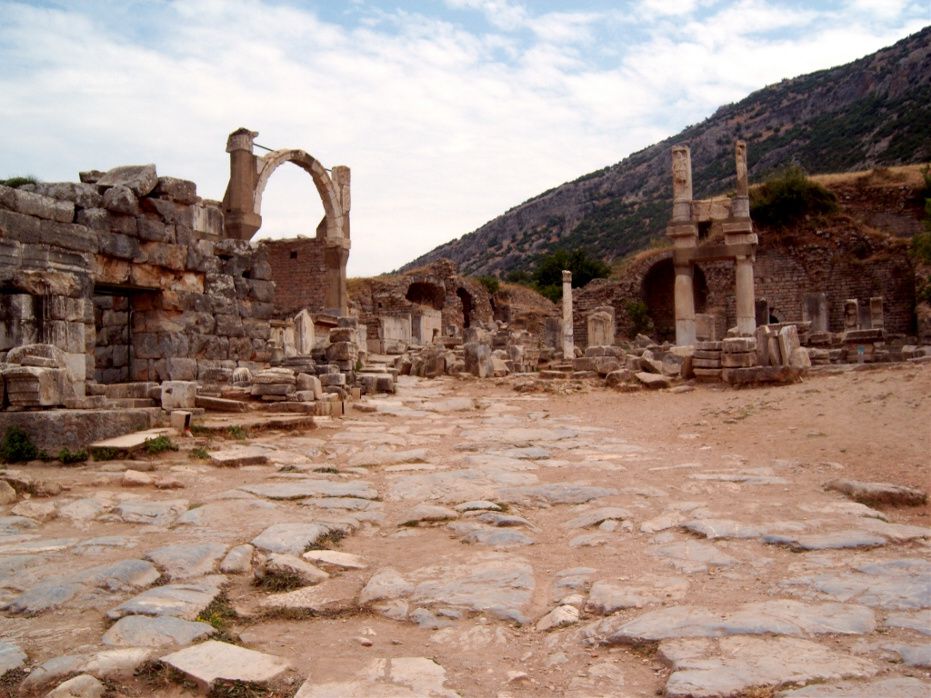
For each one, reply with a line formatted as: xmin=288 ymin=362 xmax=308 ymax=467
xmin=220 ymin=544 xmax=254 ymax=574
xmin=122 ymin=469 xmax=153 ymax=487
xmin=0 ymin=480 xmax=18 ymax=504
xmin=455 ymin=500 xmax=503 ymax=512
xmin=564 ymin=506 xmax=632 ymax=529
xmin=102 ymin=615 xmax=216 ymax=647
xmin=496 ymin=483 xmax=618 ymax=506
xmin=242 ymin=480 xmax=378 ymax=500
xmin=763 ymin=531 xmax=887 ymax=551
xmin=260 ymin=577 xmax=363 ymax=615
xmin=81 ymin=648 xmax=153 ymax=679
xmin=824 ymin=479 xmax=927 ymax=507
xmin=302 ymin=549 xmax=368 ymax=570
xmin=884 ymin=642 xmax=931 ymax=668
xmin=635 ymin=372 xmax=671 ymax=389
xmin=294 ymin=656 xmax=456 ymax=698
xmin=776 ymin=676 xmax=931 ymax=697
xmin=160 ymin=640 xmax=291 ymax=692
xmin=10 ymin=500 xmax=56 ymax=521
xmin=107 ymin=575 xmax=226 ymax=620
xmin=208 ymin=446 xmax=269 ymax=467
xmin=258 ymin=553 xmax=329 ymax=586
xmin=684 ymin=519 xmax=761 ymax=540
xmin=45 ymin=674 xmax=105 ymax=698
xmin=146 ymin=542 xmax=228 ymax=580
xmin=359 ymin=568 xmax=414 ymax=604
xmin=660 ymin=636 xmax=876 ymax=698
xmin=251 ymin=522 xmax=351 ymax=555
xmin=400 ymin=504 xmax=459 ymax=525
xmin=536 ymin=604 xmax=579 ymax=631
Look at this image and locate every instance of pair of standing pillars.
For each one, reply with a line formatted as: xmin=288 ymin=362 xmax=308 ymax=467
xmin=670 ymin=142 xmax=758 ymax=346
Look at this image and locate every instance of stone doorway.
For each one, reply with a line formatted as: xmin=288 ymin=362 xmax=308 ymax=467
xmin=456 ymin=287 xmax=473 ymax=329
xmin=643 ymin=258 xmax=707 ymax=342
xmin=92 ymin=285 xmax=157 ymax=384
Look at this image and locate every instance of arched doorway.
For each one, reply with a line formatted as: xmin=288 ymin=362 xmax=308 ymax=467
xmin=642 ymin=257 xmax=707 ymax=341
xmin=406 ymin=282 xmax=445 ymax=309
xmin=456 ymin=287 xmax=473 ymax=328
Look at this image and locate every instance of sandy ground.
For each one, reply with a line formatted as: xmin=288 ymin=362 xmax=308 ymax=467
xmin=1 ymin=362 xmax=929 ymax=697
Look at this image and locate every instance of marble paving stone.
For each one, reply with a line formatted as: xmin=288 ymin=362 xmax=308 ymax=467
xmin=241 ymin=480 xmax=378 ymax=501
xmin=294 ymin=656 xmax=456 ymax=698
xmin=661 ymin=636 xmax=876 ymax=698
xmin=107 ymin=575 xmax=226 ymax=620
xmin=777 ymin=676 xmax=931 ymax=697
xmin=145 ymin=543 xmax=228 ymax=579
xmin=160 ymin=640 xmax=291 ymax=691
xmin=102 ymin=615 xmax=216 ymax=647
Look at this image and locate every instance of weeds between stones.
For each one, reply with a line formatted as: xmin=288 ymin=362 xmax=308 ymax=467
xmin=0 ymin=668 xmax=27 ymax=698
xmin=195 ymin=593 xmax=241 ymax=644
xmin=253 ymin=571 xmax=305 ymax=593
xmin=143 ymin=435 xmax=178 ymax=455
xmin=192 ymin=447 xmax=211 ymax=459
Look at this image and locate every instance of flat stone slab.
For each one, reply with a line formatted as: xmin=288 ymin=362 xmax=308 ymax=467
xmin=294 ymin=657 xmax=456 ymax=698
xmin=495 ymin=483 xmax=618 ymax=506
xmin=886 ymin=609 xmax=931 ymax=635
xmin=241 ymin=480 xmax=378 ymax=500
xmin=46 ymin=674 xmax=106 ymax=698
xmin=388 ymin=468 xmax=537 ymax=503
xmin=208 ymin=446 xmax=269 ymax=467
xmin=401 ymin=504 xmax=459 ymax=525
xmin=348 ymin=448 xmax=429 ymax=468
xmin=564 ymin=507 xmax=632 ymax=529
xmin=107 ymin=575 xmax=226 ymax=620
xmin=302 ymin=550 xmax=368 ymax=570
xmin=586 ymin=576 xmax=689 ymax=614
xmin=146 ymin=543 xmax=228 ymax=579
xmin=359 ymin=568 xmax=415 ymax=605
xmin=102 ymin=615 xmax=216 ymax=647
xmin=447 ymin=522 xmax=534 ymax=547
xmin=409 ymin=555 xmax=535 ymax=624
xmin=588 ymin=600 xmax=874 ymax=645
xmin=0 ymin=640 xmax=27 ymax=675
xmin=260 ymin=577 xmax=363 ymax=615
xmin=777 ymin=677 xmax=931 ymax=697
xmin=252 ymin=522 xmax=352 ymax=555
xmin=660 ymin=636 xmax=876 ymax=698
xmin=160 ymin=640 xmax=291 ymax=691
xmin=824 ymin=478 xmax=927 ymax=507
xmin=652 ymin=540 xmax=738 ymax=573
xmin=764 ymin=531 xmax=887 ymax=551
xmin=684 ymin=518 xmax=762 ymax=539
xmin=114 ymin=499 xmax=189 ymax=526
xmin=783 ymin=558 xmax=931 ymax=609
xmin=88 ymin=428 xmax=172 ymax=452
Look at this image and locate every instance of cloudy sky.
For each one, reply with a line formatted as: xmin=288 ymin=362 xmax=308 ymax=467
xmin=0 ymin=1 xmax=928 ymax=276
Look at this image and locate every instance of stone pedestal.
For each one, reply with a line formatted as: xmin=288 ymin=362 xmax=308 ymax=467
xmin=869 ymin=297 xmax=884 ymax=330
xmin=844 ymin=299 xmax=859 ymax=330
xmin=561 ymin=270 xmax=574 ymax=358
xmin=803 ymin=293 xmax=829 ymax=333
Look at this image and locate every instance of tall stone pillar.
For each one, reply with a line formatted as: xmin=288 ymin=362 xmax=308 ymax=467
xmin=735 ymin=255 xmax=756 ymax=335
xmin=671 ymin=146 xmax=693 ymax=223
xmin=732 ymin=140 xmax=750 ymax=219
xmin=674 ymin=264 xmax=697 ymax=346
xmin=223 ymin=128 xmax=262 ymax=240
xmin=562 ymin=270 xmax=574 ymax=358
xmin=324 ymin=245 xmax=350 ymax=316
xmin=331 ymin=165 xmax=351 ymax=241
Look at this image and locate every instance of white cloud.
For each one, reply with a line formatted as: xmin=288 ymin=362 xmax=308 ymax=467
xmin=0 ymin=0 xmax=927 ymax=276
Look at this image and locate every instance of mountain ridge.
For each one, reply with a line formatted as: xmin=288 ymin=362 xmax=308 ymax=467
xmin=399 ymin=25 xmax=931 ymax=277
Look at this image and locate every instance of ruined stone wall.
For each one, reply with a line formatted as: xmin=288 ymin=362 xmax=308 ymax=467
xmin=0 ymin=165 xmax=275 ymax=391
xmin=260 ymin=237 xmax=328 ymax=318
xmin=576 ymin=228 xmax=915 ymax=346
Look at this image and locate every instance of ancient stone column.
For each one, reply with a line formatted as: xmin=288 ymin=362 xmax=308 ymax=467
xmin=324 ymin=245 xmax=350 ymax=316
xmin=671 ymin=146 xmax=693 ymax=223
xmin=735 ymin=255 xmax=756 ymax=335
xmin=331 ymin=165 xmax=351 ymax=241
xmin=562 ymin=270 xmax=574 ymax=358
xmin=674 ymin=264 xmax=697 ymax=346
xmin=732 ymin=140 xmax=750 ymax=219
xmin=223 ymin=128 xmax=262 ymax=240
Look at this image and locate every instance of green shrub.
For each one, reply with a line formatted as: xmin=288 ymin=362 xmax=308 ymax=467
xmin=0 ymin=427 xmax=38 ymax=463
xmin=57 ymin=448 xmax=88 ymax=465
xmin=475 ymin=275 xmax=500 ymax=295
xmin=0 ymin=175 xmax=38 ymax=189
xmin=91 ymin=446 xmax=121 ymax=461
xmin=191 ymin=447 xmax=210 ymax=460
xmin=227 ymin=425 xmax=249 ymax=440
xmin=143 ymin=435 xmax=177 ymax=455
xmin=625 ymin=299 xmax=654 ymax=337
xmin=750 ymin=165 xmax=838 ymax=228
xmin=911 ymin=231 xmax=931 ymax=265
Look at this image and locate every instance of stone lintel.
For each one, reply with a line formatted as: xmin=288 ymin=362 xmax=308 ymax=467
xmin=666 ymin=223 xmax=698 ymax=239
xmin=673 ymin=243 xmax=756 ymax=265
xmin=722 ymin=221 xmax=753 ymax=234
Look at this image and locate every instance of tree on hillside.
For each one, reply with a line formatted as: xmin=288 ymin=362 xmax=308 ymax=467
xmin=507 ymin=248 xmax=611 ymax=302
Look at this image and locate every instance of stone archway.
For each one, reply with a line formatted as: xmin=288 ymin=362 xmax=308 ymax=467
xmin=643 ymin=257 xmax=707 ymax=342
xmin=222 ymin=128 xmax=351 ymax=314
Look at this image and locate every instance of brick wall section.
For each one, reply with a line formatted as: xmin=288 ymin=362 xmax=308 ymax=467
xmin=575 ymin=227 xmax=915 ymax=346
xmin=261 ymin=237 xmax=328 ymax=317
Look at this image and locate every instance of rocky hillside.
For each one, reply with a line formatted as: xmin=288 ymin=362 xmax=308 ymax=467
xmin=402 ymin=25 xmax=931 ymax=277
